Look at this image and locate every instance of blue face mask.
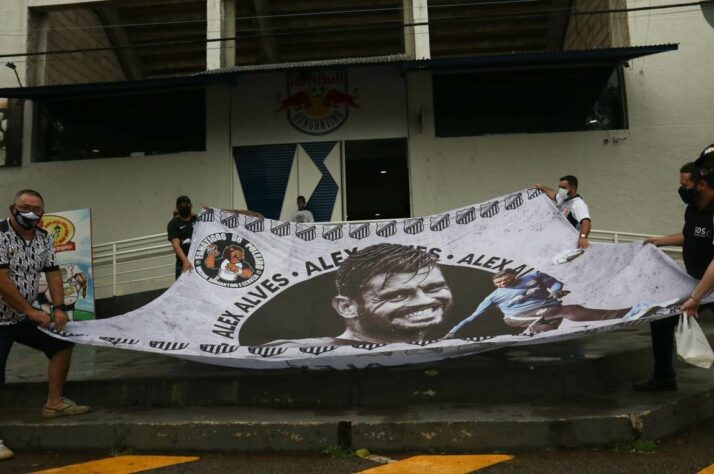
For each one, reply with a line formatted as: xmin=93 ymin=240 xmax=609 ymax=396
xmin=678 ymin=186 xmax=698 ymax=204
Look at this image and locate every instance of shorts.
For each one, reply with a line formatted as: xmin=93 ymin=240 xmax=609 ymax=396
xmin=0 ymin=317 xmax=74 ymax=385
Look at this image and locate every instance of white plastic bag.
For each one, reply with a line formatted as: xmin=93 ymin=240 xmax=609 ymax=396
xmin=676 ymin=314 xmax=714 ymax=369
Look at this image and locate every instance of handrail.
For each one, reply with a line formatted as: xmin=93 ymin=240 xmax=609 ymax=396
xmin=91 ymin=227 xmax=683 ymax=298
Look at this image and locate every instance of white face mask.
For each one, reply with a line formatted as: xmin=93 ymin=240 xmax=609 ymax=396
xmin=556 ymin=188 xmax=569 ymax=201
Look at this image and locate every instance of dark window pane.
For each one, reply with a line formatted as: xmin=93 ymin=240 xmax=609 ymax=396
xmin=344 ymin=138 xmax=410 ymax=221
xmin=433 ymin=67 xmax=626 ymax=137
xmin=0 ymin=98 xmax=23 ymax=167
xmin=35 ymin=89 xmax=205 ymax=162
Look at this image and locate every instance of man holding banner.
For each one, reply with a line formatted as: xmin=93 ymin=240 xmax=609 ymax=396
xmin=0 ymin=190 xmax=90 ymax=421
xmin=266 ymin=243 xmax=453 ymax=346
xmin=445 ymin=268 xmax=658 ymax=338
xmin=636 ymin=149 xmax=714 ymax=391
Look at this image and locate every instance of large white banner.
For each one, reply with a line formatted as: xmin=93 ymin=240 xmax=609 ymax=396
xmin=48 ymin=189 xmax=708 ymax=369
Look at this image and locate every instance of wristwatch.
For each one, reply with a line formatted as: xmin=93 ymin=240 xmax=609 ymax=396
xmin=53 ymin=304 xmax=69 ymax=312
xmin=580 ymin=234 xmax=587 ymax=238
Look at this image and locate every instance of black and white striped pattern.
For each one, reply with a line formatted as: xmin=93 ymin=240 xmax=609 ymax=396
xmin=99 ymin=337 xmax=139 ymax=346
xmin=456 ymin=207 xmax=476 ymax=224
xmin=150 ymin=341 xmax=189 ymax=351
xmin=299 ymin=345 xmax=338 ymax=355
xmin=200 ymin=343 xmax=239 ymax=354
xmin=430 ymin=214 xmax=450 ymax=231
xmin=322 ymin=225 xmax=343 ymax=241
xmin=480 ymin=201 xmax=499 ymax=218
xmin=527 ymin=188 xmax=544 ymax=199
xmin=351 ymin=343 xmax=386 ymax=351
xmin=220 ymin=214 xmax=241 ymax=228
xmin=407 ymin=340 xmax=440 ymax=346
xmin=505 ymin=192 xmax=523 ymax=210
xmin=296 ymin=225 xmax=316 ymax=241
xmin=349 ymin=223 xmax=370 ymax=239
xmin=376 ymin=221 xmax=397 ymax=237
xmin=403 ymin=218 xmax=424 ymax=235
xmin=245 ymin=217 xmax=265 ymax=232
xmin=271 ymin=221 xmax=291 ymax=237
xmin=197 ymin=209 xmax=215 ymax=222
xmin=248 ymin=346 xmax=288 ymax=357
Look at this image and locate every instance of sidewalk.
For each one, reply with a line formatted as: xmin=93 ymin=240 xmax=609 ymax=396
xmin=1 ymin=320 xmax=713 ymax=452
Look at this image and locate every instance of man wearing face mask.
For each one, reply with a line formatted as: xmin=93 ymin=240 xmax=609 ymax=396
xmin=0 ymin=190 xmax=90 ymax=459
xmin=167 ymin=195 xmax=197 ymax=279
xmin=635 ymin=147 xmax=714 ymax=391
xmin=535 ymin=175 xmax=592 ymax=249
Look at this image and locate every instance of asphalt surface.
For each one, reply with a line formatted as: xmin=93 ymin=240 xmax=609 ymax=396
xmin=2 ymin=419 xmax=713 ymax=473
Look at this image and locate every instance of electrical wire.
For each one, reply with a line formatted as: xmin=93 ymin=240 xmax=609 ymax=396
xmin=0 ymin=0 xmax=710 ymax=60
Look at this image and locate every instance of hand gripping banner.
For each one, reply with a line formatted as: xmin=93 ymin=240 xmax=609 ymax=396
xmin=47 ymin=189 xmax=708 ymax=369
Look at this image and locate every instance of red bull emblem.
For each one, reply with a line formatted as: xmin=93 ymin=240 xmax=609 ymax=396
xmin=276 ymin=70 xmax=358 ymax=135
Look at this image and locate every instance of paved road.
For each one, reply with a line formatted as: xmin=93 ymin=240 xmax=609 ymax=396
xmin=2 ymin=420 xmax=713 ymax=473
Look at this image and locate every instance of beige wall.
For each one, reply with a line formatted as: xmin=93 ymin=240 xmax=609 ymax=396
xmin=0 ymin=86 xmax=235 ymax=243
xmin=406 ymin=2 xmax=714 ymax=235
xmin=0 ymin=0 xmax=29 ymax=87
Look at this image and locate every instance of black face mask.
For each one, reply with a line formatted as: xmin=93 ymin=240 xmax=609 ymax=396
xmin=678 ymin=186 xmax=698 ymax=204
xmin=13 ymin=208 xmax=41 ymax=230
xmin=178 ymin=206 xmax=191 ymax=218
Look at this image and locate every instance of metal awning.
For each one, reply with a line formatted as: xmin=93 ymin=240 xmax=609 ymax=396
xmin=0 ymin=45 xmax=677 ymax=99
xmin=403 ymin=44 xmax=678 ymax=72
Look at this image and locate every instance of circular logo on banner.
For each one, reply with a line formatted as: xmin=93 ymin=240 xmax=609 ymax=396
xmin=39 ymin=215 xmax=75 ymax=248
xmin=194 ymin=233 xmax=264 ymax=288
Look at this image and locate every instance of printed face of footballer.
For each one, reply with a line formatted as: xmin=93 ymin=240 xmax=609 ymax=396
xmin=357 ymin=267 xmax=453 ymax=334
xmin=493 ymin=273 xmax=517 ymax=288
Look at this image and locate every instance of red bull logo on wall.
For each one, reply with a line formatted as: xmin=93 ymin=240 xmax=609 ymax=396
xmin=276 ymin=70 xmax=359 ymax=135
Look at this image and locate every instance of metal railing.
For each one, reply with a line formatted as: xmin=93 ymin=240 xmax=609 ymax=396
xmin=91 ymin=228 xmax=682 ymax=299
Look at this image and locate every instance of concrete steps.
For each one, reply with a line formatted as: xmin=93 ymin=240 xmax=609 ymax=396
xmin=2 ymin=321 xmax=714 ymax=452
xmin=3 ymin=373 xmax=714 ymax=453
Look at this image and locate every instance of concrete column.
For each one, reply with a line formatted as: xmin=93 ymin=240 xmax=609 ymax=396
xmin=403 ymin=0 xmax=430 ymax=60
xmin=27 ymin=10 xmax=49 ymax=86
xmin=207 ymin=0 xmax=236 ymax=70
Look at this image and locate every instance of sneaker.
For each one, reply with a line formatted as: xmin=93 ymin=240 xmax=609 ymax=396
xmin=633 ymin=378 xmax=678 ymax=392
xmin=0 ymin=440 xmax=13 ymax=461
xmin=42 ymin=397 xmax=90 ymax=418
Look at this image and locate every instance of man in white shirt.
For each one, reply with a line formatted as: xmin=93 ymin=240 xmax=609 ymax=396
xmin=289 ymin=195 xmax=315 ymax=223
xmin=535 ymin=175 xmax=592 ymax=249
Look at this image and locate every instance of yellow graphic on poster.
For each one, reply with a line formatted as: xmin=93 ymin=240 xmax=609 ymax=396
xmin=35 ymin=209 xmax=95 ymax=320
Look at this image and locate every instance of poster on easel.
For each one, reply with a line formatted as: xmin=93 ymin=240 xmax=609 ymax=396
xmin=36 ymin=209 xmax=95 ymax=320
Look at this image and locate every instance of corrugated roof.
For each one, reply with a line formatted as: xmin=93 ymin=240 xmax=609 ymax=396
xmin=0 ymin=46 xmax=677 ymax=99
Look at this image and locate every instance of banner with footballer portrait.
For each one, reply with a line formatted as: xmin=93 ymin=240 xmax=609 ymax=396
xmin=46 ymin=190 xmax=709 ymax=369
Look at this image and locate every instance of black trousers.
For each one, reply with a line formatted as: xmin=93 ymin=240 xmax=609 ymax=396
xmin=649 ymin=315 xmax=678 ymax=381
xmin=649 ymin=304 xmax=713 ymax=381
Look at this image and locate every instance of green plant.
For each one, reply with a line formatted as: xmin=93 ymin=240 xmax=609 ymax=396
xmin=321 ymin=445 xmax=354 ymax=458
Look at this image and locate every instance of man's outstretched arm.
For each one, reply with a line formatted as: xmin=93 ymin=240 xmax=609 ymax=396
xmin=444 ymin=295 xmax=494 ymax=337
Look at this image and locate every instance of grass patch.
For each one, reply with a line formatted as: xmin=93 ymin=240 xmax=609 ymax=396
xmin=321 ymin=445 xmax=354 ymax=458
xmin=613 ymin=438 xmax=658 ymax=454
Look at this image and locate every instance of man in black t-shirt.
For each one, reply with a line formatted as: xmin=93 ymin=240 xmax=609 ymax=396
xmin=635 ymin=147 xmax=714 ymax=391
xmin=167 ymin=195 xmax=197 ymax=280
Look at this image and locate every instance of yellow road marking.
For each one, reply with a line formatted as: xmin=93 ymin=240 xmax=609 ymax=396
xmin=699 ymin=464 xmax=714 ymax=474
xmin=30 ymin=455 xmax=199 ymax=474
xmin=358 ymin=454 xmax=513 ymax=473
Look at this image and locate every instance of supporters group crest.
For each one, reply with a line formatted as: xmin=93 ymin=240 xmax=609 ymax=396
xmin=194 ymin=233 xmax=264 ymax=288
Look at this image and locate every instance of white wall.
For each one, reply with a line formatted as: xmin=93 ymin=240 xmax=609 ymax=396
xmin=0 ymin=85 xmax=235 ymax=244
xmin=406 ymin=5 xmax=714 ymax=235
xmin=0 ymin=0 xmax=29 ymax=87
xmin=232 ymin=65 xmax=407 ymax=145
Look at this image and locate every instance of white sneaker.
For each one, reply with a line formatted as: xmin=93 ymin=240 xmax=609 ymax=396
xmin=0 ymin=440 xmax=14 ymax=461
